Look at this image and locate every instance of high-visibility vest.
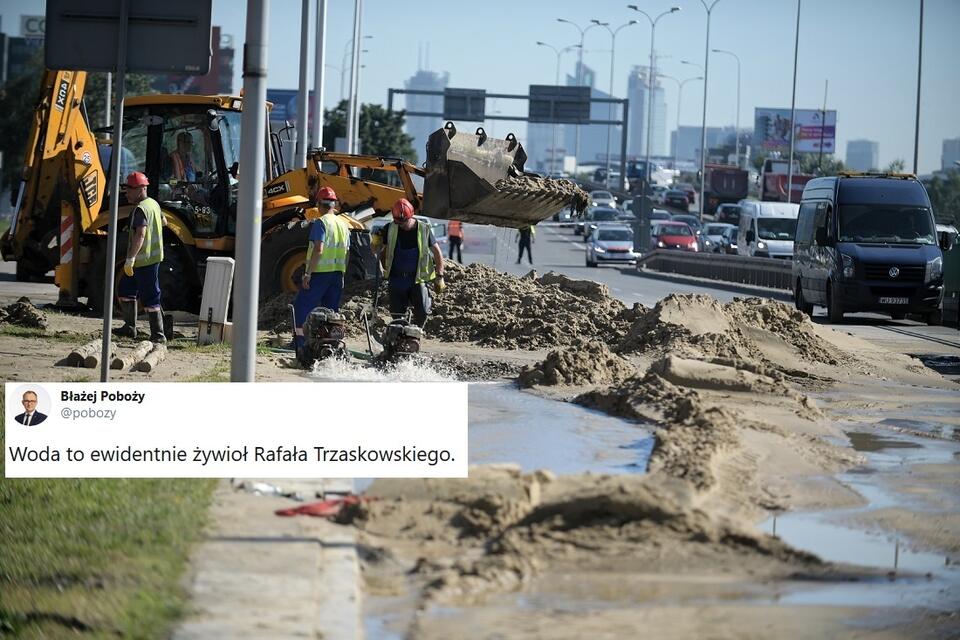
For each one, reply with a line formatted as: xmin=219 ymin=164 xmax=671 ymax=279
xmin=383 ymin=220 xmax=435 ymax=283
xmin=134 ymin=197 xmax=164 ymax=267
xmin=306 ymin=213 xmax=349 ymax=273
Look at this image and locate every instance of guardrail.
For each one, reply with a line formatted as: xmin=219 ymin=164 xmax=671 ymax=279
xmin=636 ymin=250 xmax=794 ymax=291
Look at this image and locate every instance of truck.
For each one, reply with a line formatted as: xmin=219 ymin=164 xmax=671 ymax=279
xmin=702 ymin=163 xmax=748 ymax=216
xmin=1 ymin=70 xmax=585 ymax=312
xmin=759 ymin=157 xmax=814 ymax=204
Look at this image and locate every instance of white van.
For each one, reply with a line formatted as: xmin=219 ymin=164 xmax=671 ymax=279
xmin=737 ymin=200 xmax=800 ymax=259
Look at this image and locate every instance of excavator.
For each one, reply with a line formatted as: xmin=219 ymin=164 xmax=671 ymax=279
xmin=1 ymin=69 xmax=587 ymax=313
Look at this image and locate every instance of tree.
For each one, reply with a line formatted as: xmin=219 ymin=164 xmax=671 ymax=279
xmin=884 ymin=158 xmax=906 ymax=173
xmin=84 ymin=72 xmax=157 ymax=131
xmin=323 ymin=100 xmax=417 ymax=162
xmin=924 ymin=170 xmax=960 ymax=226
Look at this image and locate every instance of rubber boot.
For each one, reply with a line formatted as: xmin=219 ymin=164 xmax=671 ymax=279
xmin=112 ymin=300 xmax=137 ymax=339
xmin=147 ymin=309 xmax=167 ymax=344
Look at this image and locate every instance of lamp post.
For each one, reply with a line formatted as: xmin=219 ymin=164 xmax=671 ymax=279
xmin=592 ymin=19 xmax=638 ymax=189
xmin=659 ymin=74 xmax=703 ymax=172
xmin=913 ymin=0 xmax=924 ymax=175
xmin=628 ymin=5 xmax=680 ymax=220
xmin=787 ymin=0 xmax=800 ymax=203
xmin=711 ymin=48 xmax=741 ymax=167
xmin=695 ymin=0 xmax=722 ymax=220
xmin=537 ymin=41 xmax=581 ymax=173
xmin=557 ymin=18 xmax=606 ymax=172
xmin=342 ymin=36 xmax=372 ymax=107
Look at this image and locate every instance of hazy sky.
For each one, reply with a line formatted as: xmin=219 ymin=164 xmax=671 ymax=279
xmin=4 ymin=0 xmax=958 ymax=173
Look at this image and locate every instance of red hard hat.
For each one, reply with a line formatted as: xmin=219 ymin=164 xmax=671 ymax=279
xmin=317 ymin=186 xmax=337 ymax=201
xmin=126 ymin=171 xmax=149 ymax=187
xmin=392 ymin=198 xmax=414 ymax=220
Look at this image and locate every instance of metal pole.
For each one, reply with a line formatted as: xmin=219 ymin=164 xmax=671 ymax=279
xmin=553 ymin=50 xmax=560 ymax=173
xmin=99 ymin=0 xmax=129 ymax=383
xmin=346 ymin=0 xmax=362 ymax=154
xmin=105 ymin=72 xmax=112 ymax=131
xmin=698 ymin=0 xmax=720 ymax=221
xmin=734 ymin=54 xmax=740 ymax=166
xmin=312 ymin=0 xmax=327 ymax=150
xmin=295 ymin=0 xmax=310 ymax=165
xmin=817 ymin=79 xmax=828 ymax=173
xmin=575 ymin=31 xmax=584 ymax=174
xmin=787 ymin=0 xmax=800 ymax=203
xmin=619 ymin=97 xmax=629 ymax=195
xmin=645 ymin=37 xmax=656 ymax=209
xmin=913 ymin=0 xmax=923 ymax=175
xmin=231 ymin=0 xmax=270 ymax=382
xmin=605 ymin=29 xmax=615 ymax=188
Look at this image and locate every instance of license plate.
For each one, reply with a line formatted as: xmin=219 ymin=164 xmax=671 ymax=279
xmin=879 ymin=297 xmax=909 ymax=305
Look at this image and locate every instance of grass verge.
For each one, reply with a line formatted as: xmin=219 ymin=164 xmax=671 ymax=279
xmin=0 ymin=394 xmax=217 ymax=638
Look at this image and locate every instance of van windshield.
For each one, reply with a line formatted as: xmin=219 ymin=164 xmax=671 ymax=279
xmin=838 ymin=204 xmax=936 ymax=245
xmin=757 ymin=218 xmax=798 ymax=240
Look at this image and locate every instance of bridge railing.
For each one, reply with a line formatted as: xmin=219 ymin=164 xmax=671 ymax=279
xmin=636 ymin=250 xmax=794 ymax=291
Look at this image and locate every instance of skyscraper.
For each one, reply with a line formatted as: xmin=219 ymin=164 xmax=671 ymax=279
xmin=626 ymin=66 xmax=667 ymax=158
xmin=846 ymin=139 xmax=879 ymax=172
xmin=561 ymin=63 xmax=619 ymax=168
xmin=671 ymin=126 xmax=731 ymax=163
xmin=404 ymin=69 xmax=449 ymax=164
xmin=942 ymin=137 xmax=960 ymax=172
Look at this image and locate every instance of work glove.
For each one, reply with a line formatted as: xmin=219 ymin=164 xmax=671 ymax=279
xmin=302 ymin=273 xmax=311 ymax=290
xmin=434 ymin=275 xmax=446 ymax=293
xmin=123 ymin=258 xmax=135 ymax=277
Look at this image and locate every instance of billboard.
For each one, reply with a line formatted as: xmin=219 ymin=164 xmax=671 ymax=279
xmin=266 ymin=89 xmax=315 ymax=127
xmin=754 ymin=108 xmax=837 ymax=154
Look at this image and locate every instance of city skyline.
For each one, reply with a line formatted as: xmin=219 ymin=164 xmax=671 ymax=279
xmin=2 ymin=0 xmax=957 ymax=174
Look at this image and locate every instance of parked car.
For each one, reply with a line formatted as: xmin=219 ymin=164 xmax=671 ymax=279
xmin=715 ymin=203 xmax=741 ymax=225
xmin=585 ymin=223 xmax=636 ymax=267
xmin=576 ymin=206 xmax=620 ymax=235
xmin=703 ymin=222 xmax=737 ymax=253
xmin=793 ymin=175 xmax=948 ymax=324
xmin=664 ymin=190 xmax=690 ymax=209
xmin=720 ymin=225 xmax=739 ymax=254
xmin=651 ymin=220 xmax=698 ymax=252
xmin=589 ymin=190 xmax=617 ymax=208
xmin=737 ymin=200 xmax=800 ymax=259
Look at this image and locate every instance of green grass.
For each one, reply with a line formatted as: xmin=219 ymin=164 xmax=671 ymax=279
xmin=0 ymin=325 xmax=95 ymax=344
xmin=0 ymin=394 xmax=217 ymax=638
xmin=185 ymin=362 xmax=231 ymax=382
xmin=0 ymin=217 xmax=10 ymax=238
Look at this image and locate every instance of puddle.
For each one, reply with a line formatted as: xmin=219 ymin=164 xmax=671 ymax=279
xmin=911 ymin=353 xmax=960 ymax=376
xmin=847 ymin=431 xmax=922 ymax=452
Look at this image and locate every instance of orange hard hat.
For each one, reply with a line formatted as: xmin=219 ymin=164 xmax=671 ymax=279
xmin=392 ymin=198 xmax=414 ymax=220
xmin=317 ymin=186 xmax=337 ymax=201
xmin=125 ymin=171 xmax=149 ymax=187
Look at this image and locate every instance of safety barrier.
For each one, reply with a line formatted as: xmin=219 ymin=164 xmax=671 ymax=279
xmin=636 ymin=250 xmax=794 ymax=291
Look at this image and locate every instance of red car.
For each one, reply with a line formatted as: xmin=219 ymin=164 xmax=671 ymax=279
xmin=651 ymin=221 xmax=698 ymax=252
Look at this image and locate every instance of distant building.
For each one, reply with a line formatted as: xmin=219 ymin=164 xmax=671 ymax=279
xmin=561 ymin=63 xmax=621 ymax=169
xmin=0 ymin=33 xmax=43 ymax=85
xmin=942 ymin=137 xmax=960 ymax=172
xmin=626 ymin=66 xmax=667 ymax=158
xmin=670 ymin=125 xmax=731 ymax=163
xmin=846 ymin=139 xmax=879 ymax=172
xmin=527 ymin=122 xmax=567 ymax=173
xmin=151 ymin=27 xmax=235 ymax=95
xmin=404 ymin=69 xmax=449 ymax=164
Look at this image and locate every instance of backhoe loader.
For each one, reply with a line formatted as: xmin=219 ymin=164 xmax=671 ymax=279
xmin=1 ymin=70 xmax=587 ymax=312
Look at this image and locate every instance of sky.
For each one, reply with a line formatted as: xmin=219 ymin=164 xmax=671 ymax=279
xmin=4 ymin=0 xmax=958 ymax=173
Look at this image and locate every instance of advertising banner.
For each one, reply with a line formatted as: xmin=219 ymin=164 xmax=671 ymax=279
xmin=754 ymin=108 xmax=837 ymax=154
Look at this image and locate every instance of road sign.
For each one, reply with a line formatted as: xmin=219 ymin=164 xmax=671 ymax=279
xmin=443 ymin=88 xmax=486 ymax=121
xmin=45 ymin=0 xmax=213 ymax=74
xmin=528 ymin=85 xmax=590 ymax=124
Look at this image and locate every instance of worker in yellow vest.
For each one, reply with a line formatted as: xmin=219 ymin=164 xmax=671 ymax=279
xmin=115 ymin=172 xmax=167 ymax=343
xmin=293 ymin=186 xmax=350 ymax=349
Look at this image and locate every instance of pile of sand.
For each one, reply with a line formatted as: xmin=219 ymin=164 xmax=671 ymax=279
xmin=0 ymin=297 xmax=48 ymax=330
xmin=517 ymin=339 xmax=636 ymax=388
xmin=428 ymin=263 xmax=642 ymax=349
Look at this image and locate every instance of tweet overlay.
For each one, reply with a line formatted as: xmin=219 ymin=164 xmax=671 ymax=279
xmin=4 ymin=383 xmax=468 ymax=478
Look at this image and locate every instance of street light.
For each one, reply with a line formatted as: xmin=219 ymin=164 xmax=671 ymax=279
xmin=342 ymin=35 xmax=372 ymax=105
xmin=658 ymin=74 xmax=703 ymax=172
xmin=557 ymin=18 xmax=607 ymax=171
xmin=537 ymin=41 xmax=582 ymax=173
xmin=712 ymin=48 xmax=741 ymax=167
xmin=592 ymin=19 xmax=638 ymax=189
xmin=628 ymin=5 xmax=680 ymax=221
xmin=697 ymin=0 xmax=722 ymax=220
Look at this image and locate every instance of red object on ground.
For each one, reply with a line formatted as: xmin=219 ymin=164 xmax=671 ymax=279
xmin=275 ymin=494 xmax=368 ymax=518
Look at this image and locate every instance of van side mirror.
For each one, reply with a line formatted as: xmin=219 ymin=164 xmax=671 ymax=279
xmin=815 ymin=226 xmax=827 ymax=246
xmin=746 ymin=230 xmax=755 ymax=243
xmin=940 ymin=231 xmax=955 ymax=252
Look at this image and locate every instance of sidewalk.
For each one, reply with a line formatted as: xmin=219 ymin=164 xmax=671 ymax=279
xmin=173 ymin=479 xmax=362 ymax=640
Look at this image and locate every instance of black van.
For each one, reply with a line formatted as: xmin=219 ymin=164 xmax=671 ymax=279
xmin=792 ymin=174 xmax=948 ymax=324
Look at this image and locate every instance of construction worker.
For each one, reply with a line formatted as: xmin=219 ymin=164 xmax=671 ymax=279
xmin=375 ymin=199 xmax=445 ymax=327
xmin=115 ymin=171 xmax=167 ymax=343
xmin=167 ymin=131 xmax=196 ymax=181
xmin=293 ymin=186 xmax=350 ymax=349
xmin=447 ymin=220 xmax=464 ymax=263
xmin=517 ymin=225 xmax=535 ymax=265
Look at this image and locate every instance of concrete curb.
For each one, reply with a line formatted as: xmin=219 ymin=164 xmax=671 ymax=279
xmin=173 ymin=478 xmax=362 ymax=640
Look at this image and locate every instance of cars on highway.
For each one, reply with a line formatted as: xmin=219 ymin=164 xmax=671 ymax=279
xmin=671 ymin=214 xmax=706 ymax=250
xmin=674 ymin=182 xmax=698 ymax=204
xmin=664 ymin=190 xmax=690 ymax=210
xmin=552 ymin=208 xmax=575 ymax=225
xmin=650 ymin=185 xmax=669 ymax=204
xmin=585 ymin=223 xmax=637 ymax=267
xmin=720 ymin=225 xmax=739 ymax=254
xmin=650 ymin=220 xmax=698 ymax=252
xmin=703 ymin=222 xmax=737 ymax=253
xmin=619 ymin=198 xmax=634 ymax=212
xmin=737 ymin=200 xmax=799 ymax=259
xmin=589 ymin=190 xmax=617 ymax=208
xmin=716 ymin=203 xmax=741 ymax=225
xmin=650 ymin=209 xmax=672 ymax=222
xmin=575 ymin=206 xmax=621 ymax=235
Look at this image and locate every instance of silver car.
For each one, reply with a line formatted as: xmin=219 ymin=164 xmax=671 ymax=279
xmin=589 ymin=190 xmax=617 ymax=208
xmin=585 ymin=223 xmax=636 ymax=267
xmin=702 ymin=222 xmax=736 ymax=253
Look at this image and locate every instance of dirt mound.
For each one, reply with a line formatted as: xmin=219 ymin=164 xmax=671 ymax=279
xmin=496 ymin=175 xmax=589 ymax=214
xmin=0 ymin=297 xmax=48 ymax=330
xmin=417 ymin=354 xmax=521 ymax=381
xmin=428 ymin=263 xmax=641 ymax=349
xmin=518 ymin=339 xmax=636 ymax=388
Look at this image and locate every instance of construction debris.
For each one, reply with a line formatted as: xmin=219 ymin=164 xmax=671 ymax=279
xmin=518 ymin=339 xmax=636 ymax=388
xmin=137 ymin=344 xmax=167 ymax=372
xmin=67 ymin=339 xmax=115 ymax=369
xmin=111 ymin=341 xmax=154 ymax=370
xmin=0 ymin=297 xmax=48 ymax=330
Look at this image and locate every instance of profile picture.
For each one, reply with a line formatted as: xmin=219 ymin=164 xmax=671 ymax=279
xmin=13 ymin=385 xmax=51 ymax=426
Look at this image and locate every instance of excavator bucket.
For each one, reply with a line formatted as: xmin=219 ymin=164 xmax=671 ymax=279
xmin=421 ymin=122 xmax=588 ymax=229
